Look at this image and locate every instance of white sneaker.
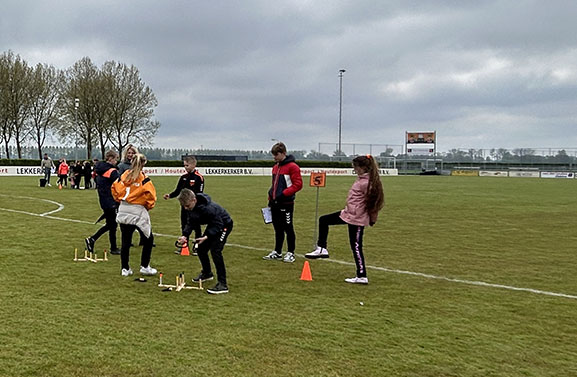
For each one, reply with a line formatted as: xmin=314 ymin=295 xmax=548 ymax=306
xmin=121 ymin=268 xmax=133 ymax=276
xmin=140 ymin=265 xmax=158 ymax=275
xmin=47 ymin=183 xmax=51 ymax=187
xmin=262 ymin=251 xmax=283 ymax=260
xmin=345 ymin=277 xmax=368 ymax=284
xmin=283 ymin=252 xmax=295 ymax=263
xmin=305 ymin=246 xmax=329 ymax=259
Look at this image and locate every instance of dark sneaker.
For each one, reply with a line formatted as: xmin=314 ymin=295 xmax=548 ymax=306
xmin=192 ymin=272 xmax=214 ymax=283
xmin=207 ymin=282 xmax=229 ymax=295
xmin=109 ymin=248 xmax=121 ymax=255
xmin=85 ymin=237 xmax=95 ymax=253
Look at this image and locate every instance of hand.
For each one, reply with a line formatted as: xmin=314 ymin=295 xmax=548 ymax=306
xmin=177 ymin=236 xmax=187 ymax=246
xmin=369 ymin=222 xmax=375 ymax=227
xmin=163 ymin=194 xmax=170 ymax=200
xmin=195 ymin=236 xmax=208 ymax=245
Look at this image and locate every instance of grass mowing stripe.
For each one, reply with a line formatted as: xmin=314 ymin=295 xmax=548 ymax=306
xmin=3 ymin=197 xmax=576 ymax=301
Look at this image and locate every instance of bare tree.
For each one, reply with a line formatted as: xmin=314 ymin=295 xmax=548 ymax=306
xmin=28 ymin=63 xmax=64 ymax=159
xmin=0 ymin=51 xmax=32 ymax=159
xmin=59 ymin=57 xmax=99 ymax=159
xmin=104 ymin=61 xmax=159 ymax=156
xmin=0 ymin=52 xmax=12 ymax=158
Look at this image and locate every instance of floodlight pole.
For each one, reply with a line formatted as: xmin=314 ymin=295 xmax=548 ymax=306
xmin=337 ymin=69 xmax=346 ymax=158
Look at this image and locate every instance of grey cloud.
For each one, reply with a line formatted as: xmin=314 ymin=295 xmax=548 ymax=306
xmin=2 ymin=0 xmax=577 ymax=152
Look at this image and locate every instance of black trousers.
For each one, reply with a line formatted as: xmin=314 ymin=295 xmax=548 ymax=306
xmin=317 ymin=211 xmax=367 ymax=278
xmin=57 ymin=174 xmax=68 ymax=186
xmin=91 ymin=208 xmax=118 ymax=250
xmin=180 ymin=207 xmax=201 ymax=245
xmin=197 ymin=222 xmax=233 ymax=285
xmin=120 ymin=224 xmax=154 ymax=270
xmin=271 ymin=203 xmax=295 ymax=253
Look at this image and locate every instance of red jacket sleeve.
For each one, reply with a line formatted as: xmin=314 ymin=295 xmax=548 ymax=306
xmin=282 ymin=163 xmax=303 ymax=197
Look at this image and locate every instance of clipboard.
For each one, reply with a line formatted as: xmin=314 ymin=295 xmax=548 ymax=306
xmin=261 ymin=207 xmax=273 ymax=224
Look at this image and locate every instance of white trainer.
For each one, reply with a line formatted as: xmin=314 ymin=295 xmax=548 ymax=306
xmin=140 ymin=265 xmax=158 ymax=276
xmin=121 ymin=268 xmax=133 ymax=277
xmin=262 ymin=251 xmax=283 ymax=260
xmin=305 ymin=246 xmax=329 ymax=259
xmin=344 ymin=277 xmax=368 ymax=284
xmin=283 ymin=252 xmax=295 ymax=263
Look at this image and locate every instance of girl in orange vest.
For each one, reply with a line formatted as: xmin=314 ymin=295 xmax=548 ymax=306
xmin=112 ymin=153 xmax=157 ymax=277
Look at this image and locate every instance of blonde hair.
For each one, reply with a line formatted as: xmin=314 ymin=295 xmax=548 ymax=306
xmin=125 ymin=153 xmax=147 ymax=183
xmin=121 ymin=144 xmax=139 ymax=162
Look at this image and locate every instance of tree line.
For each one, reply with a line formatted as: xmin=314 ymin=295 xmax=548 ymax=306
xmin=0 ymin=50 xmax=159 ymax=160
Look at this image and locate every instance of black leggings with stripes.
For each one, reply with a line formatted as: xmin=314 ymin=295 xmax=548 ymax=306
xmin=317 ymin=211 xmax=366 ymax=278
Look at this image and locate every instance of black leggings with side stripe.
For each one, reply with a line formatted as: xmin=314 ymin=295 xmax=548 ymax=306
xmin=317 ymin=211 xmax=366 ymax=278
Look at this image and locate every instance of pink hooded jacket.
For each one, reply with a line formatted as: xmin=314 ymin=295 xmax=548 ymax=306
xmin=339 ymin=174 xmax=378 ymax=226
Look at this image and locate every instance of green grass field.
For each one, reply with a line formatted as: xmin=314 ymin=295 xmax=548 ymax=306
xmin=1 ymin=175 xmax=576 ymax=377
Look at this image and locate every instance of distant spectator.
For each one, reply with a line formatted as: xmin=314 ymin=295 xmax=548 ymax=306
xmin=72 ymin=161 xmax=83 ymax=189
xmin=40 ymin=153 xmax=55 ymax=187
xmin=83 ymin=160 xmax=93 ymax=189
xmin=118 ymin=144 xmax=139 ymax=175
xmin=57 ymin=158 xmax=69 ymax=188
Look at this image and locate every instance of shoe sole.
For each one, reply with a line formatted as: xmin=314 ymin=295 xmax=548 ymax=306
xmin=283 ymin=259 xmax=295 ymax=263
xmin=207 ymin=289 xmax=228 ymax=294
xmin=345 ymin=280 xmax=368 ymax=284
xmin=192 ymin=276 xmax=214 ymax=283
xmin=304 ymin=254 xmax=329 ymax=259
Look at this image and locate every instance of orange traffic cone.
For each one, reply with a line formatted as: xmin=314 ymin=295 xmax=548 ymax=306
xmin=180 ymin=244 xmax=190 ymax=256
xmin=300 ymin=261 xmax=312 ymax=281
xmin=58 ymin=183 xmax=62 ymax=190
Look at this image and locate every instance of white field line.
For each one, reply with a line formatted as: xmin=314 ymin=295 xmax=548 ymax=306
xmin=1 ymin=201 xmax=576 ymax=301
xmin=0 ymin=194 xmax=65 ymax=216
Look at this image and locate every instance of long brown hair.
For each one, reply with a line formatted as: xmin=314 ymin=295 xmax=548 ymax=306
xmin=352 ymin=155 xmax=384 ymax=215
xmin=125 ymin=153 xmax=147 ymax=183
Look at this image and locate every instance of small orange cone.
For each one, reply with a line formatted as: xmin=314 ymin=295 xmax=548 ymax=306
xmin=180 ymin=244 xmax=190 ymax=256
xmin=300 ymin=261 xmax=312 ymax=281
xmin=58 ymin=183 xmax=62 ymax=189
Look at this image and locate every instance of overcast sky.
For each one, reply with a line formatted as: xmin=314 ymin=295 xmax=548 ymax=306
xmin=2 ymin=0 xmax=577 ymax=155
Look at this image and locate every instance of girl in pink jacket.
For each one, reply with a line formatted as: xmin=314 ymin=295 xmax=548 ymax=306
xmin=305 ymin=155 xmax=384 ymax=284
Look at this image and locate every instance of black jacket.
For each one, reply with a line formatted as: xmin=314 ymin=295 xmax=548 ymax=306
xmin=182 ymin=193 xmax=232 ymax=239
xmin=169 ymin=169 xmax=205 ymax=198
xmin=94 ymin=161 xmax=119 ymax=209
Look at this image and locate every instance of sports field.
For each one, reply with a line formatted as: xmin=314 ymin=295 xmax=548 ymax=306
xmin=1 ymin=175 xmax=576 ymax=377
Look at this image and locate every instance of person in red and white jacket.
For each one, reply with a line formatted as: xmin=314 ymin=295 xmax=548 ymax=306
xmin=262 ymin=142 xmax=303 ymax=263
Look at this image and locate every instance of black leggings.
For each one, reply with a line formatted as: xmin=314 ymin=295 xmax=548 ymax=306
xmin=271 ymin=204 xmax=295 ymax=253
xmin=57 ymin=174 xmax=68 ymax=186
xmin=91 ymin=208 xmax=118 ymax=250
xmin=317 ymin=211 xmax=367 ymax=278
xmin=120 ymin=224 xmax=154 ymax=270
